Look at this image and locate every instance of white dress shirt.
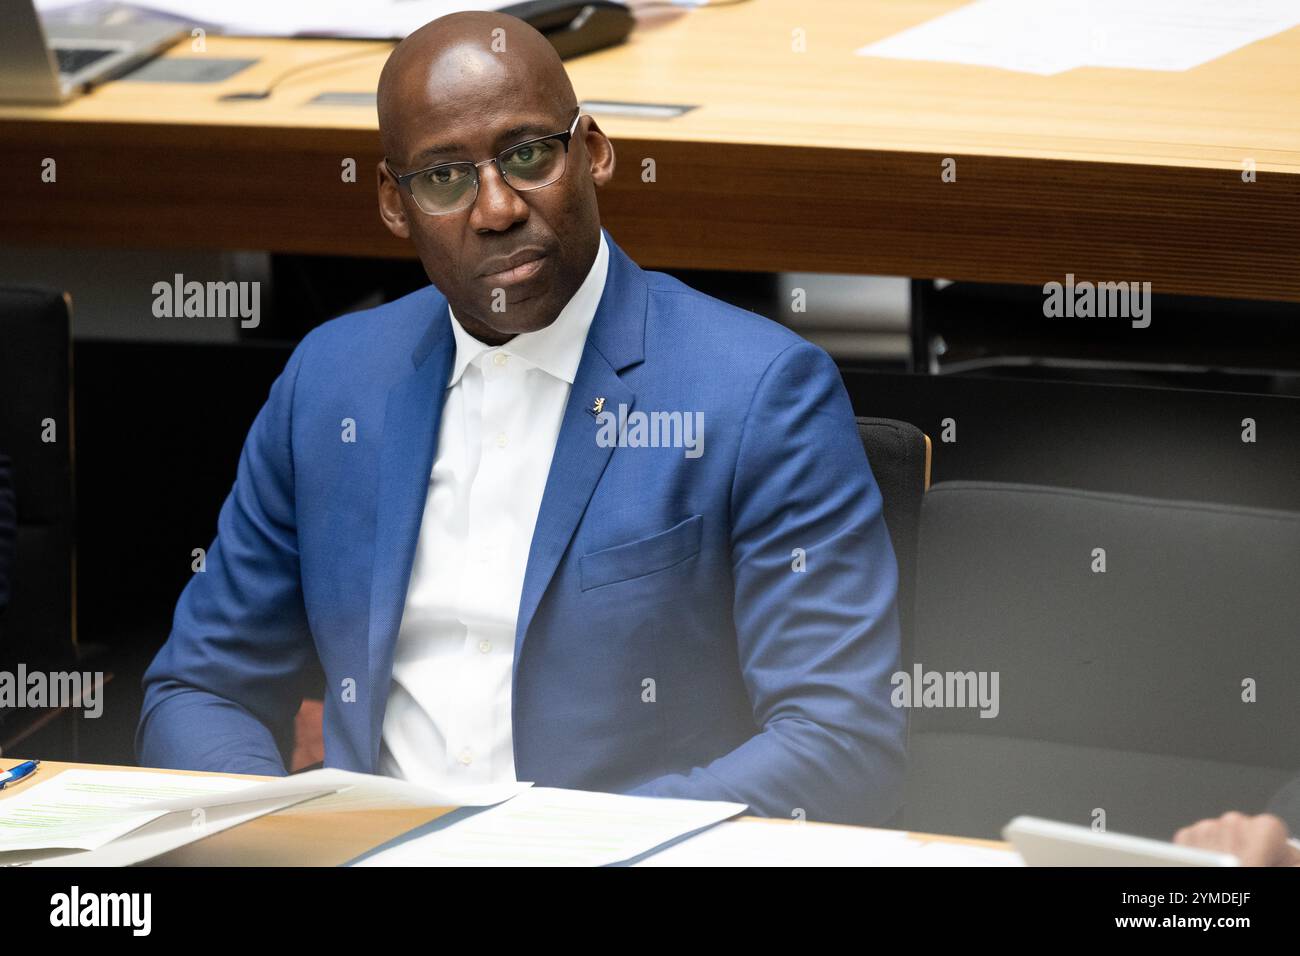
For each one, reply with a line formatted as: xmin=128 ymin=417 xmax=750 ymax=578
xmin=379 ymin=232 xmax=610 ymax=787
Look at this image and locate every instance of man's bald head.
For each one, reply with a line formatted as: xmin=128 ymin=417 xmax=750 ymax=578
xmin=375 ymin=12 xmax=614 ymax=345
xmin=378 ymin=12 xmax=574 ymax=161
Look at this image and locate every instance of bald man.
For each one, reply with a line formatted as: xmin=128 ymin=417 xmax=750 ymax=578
xmin=138 ymin=13 xmax=905 ymax=825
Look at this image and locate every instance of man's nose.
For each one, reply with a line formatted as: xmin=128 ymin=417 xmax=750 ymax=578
xmin=469 ymin=162 xmax=529 ymax=232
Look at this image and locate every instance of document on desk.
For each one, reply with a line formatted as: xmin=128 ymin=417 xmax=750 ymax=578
xmin=634 ymin=818 xmax=1024 ymax=866
xmin=353 ymin=787 xmax=747 ymax=867
xmin=130 ymin=767 xmax=530 ymax=814
xmin=12 ymin=792 xmax=333 ymax=867
xmin=856 ymin=0 xmax=1300 ymax=76
xmin=0 ymin=770 xmax=269 ymax=852
xmin=0 ymin=768 xmax=527 ymax=865
xmin=858 ymin=0 xmax=1091 ymax=76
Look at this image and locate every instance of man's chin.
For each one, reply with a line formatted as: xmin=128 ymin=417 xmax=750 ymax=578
xmin=452 ymin=292 xmax=560 ymax=340
xmin=499 ymin=295 xmax=563 ymax=332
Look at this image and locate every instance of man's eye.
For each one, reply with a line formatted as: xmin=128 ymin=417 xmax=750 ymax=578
xmin=505 ymin=142 xmax=552 ymax=167
xmin=424 ymin=166 xmax=467 ymax=187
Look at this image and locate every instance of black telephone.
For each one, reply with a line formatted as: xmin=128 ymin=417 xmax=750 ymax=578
xmin=499 ymin=1 xmax=635 ymax=59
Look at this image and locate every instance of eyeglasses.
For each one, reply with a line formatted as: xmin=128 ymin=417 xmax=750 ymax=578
xmin=387 ymin=111 xmax=584 ymax=216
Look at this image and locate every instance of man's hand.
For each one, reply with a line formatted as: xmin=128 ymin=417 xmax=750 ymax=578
xmin=1173 ymin=811 xmax=1300 ymax=866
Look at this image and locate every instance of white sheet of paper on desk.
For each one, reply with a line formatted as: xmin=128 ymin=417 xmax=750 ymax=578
xmin=272 ymin=768 xmax=531 ymax=813
xmin=353 ymin=787 xmax=747 ymax=866
xmin=0 ymin=770 xmax=262 ymax=852
xmin=856 ymin=0 xmax=1300 ymax=75
xmin=857 ymin=0 xmax=1091 ymax=76
xmin=37 ymin=1 xmax=505 ymax=39
xmin=131 ymin=767 xmax=529 ymax=813
xmin=634 ymin=818 xmax=1024 ymax=866
xmin=1078 ymin=0 xmax=1300 ymax=71
xmin=13 ymin=791 xmax=326 ymax=867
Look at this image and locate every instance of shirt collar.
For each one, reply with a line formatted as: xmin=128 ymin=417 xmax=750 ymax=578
xmin=446 ymin=230 xmax=609 ymax=387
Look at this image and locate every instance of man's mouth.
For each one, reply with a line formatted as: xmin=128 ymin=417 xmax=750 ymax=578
xmin=479 ymin=251 xmax=549 ymax=286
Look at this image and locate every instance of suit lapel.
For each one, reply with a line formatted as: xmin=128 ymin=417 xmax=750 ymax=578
xmin=512 ymin=352 xmax=632 ymax=685
xmin=362 ymin=232 xmax=649 ymax=764
xmin=367 ymin=302 xmax=454 ymax=762
xmin=513 ymin=232 xmax=649 ymax=681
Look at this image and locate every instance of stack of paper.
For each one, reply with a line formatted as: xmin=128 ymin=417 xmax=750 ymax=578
xmin=0 ymin=770 xmax=283 ymax=854
xmin=351 ymin=790 xmax=1025 ymax=867
xmin=1 ymin=769 xmax=1026 ymax=866
xmin=352 ymin=787 xmax=748 ymax=866
xmin=0 ymin=768 xmax=529 ymax=867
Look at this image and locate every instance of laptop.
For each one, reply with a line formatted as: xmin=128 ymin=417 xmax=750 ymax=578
xmin=0 ymin=0 xmax=187 ymax=104
xmin=1004 ymin=816 xmax=1240 ymax=867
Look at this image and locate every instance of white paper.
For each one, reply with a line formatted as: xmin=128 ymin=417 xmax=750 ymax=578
xmin=859 ymin=0 xmax=1091 ymax=76
xmin=274 ymin=768 xmax=531 ymax=813
xmin=353 ymin=787 xmax=747 ymax=866
xmin=1081 ymin=0 xmax=1300 ymax=71
xmin=0 ymin=770 xmax=263 ymax=852
xmin=856 ymin=0 xmax=1300 ymax=76
xmin=132 ymin=767 xmax=530 ymax=813
xmin=635 ymin=818 xmax=1024 ymax=866
xmin=7 ymin=791 xmax=324 ymax=867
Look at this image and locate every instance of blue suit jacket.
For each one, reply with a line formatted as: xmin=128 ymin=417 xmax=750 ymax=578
xmin=138 ymin=230 xmax=905 ymax=825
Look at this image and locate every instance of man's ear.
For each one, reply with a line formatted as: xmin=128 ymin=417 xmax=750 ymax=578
xmin=377 ymin=160 xmax=411 ymax=240
xmin=584 ymin=117 xmax=616 ymax=187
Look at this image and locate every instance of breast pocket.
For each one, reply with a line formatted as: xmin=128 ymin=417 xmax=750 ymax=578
xmin=579 ymin=514 xmax=704 ymax=592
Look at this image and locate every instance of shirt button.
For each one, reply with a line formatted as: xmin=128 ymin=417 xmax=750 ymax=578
xmin=495 ymin=432 xmax=508 ymax=448
xmin=458 ymin=749 xmax=473 ymax=766
xmin=493 ymin=352 xmax=508 ymax=367
xmin=479 ymin=640 xmax=492 ymax=654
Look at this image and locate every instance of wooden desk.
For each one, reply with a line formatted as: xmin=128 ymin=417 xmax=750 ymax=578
xmin=2 ymin=0 xmax=1296 ymax=300
xmin=0 ymin=758 xmax=1008 ymax=866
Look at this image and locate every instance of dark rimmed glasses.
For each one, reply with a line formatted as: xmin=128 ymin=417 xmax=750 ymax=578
xmin=386 ymin=111 xmax=584 ymax=215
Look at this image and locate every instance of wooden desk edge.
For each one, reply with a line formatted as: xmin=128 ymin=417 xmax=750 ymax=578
xmin=0 ymin=758 xmax=1012 ymax=862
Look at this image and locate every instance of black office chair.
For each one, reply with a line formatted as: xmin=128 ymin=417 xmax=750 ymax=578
xmin=909 ymin=278 xmax=1300 ymax=394
xmin=0 ymin=454 xmax=14 ymax=642
xmin=855 ymin=417 xmax=930 ymax=666
xmin=904 ymin=481 xmax=1300 ymax=840
xmin=854 ymin=417 xmax=928 ymax=828
xmin=0 ymin=285 xmax=77 ymax=754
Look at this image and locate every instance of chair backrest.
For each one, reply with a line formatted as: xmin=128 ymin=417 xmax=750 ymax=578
xmin=0 ymin=285 xmax=75 ymax=672
xmin=855 ymin=417 xmax=930 ymax=664
xmin=905 ymin=481 xmax=1300 ymax=839
xmin=0 ymin=454 xmax=14 ymax=619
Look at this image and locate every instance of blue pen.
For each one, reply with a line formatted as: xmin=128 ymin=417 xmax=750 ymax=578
xmin=0 ymin=760 xmax=40 ymax=790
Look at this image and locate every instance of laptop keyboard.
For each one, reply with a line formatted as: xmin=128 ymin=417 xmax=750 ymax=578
xmin=54 ymin=47 xmax=116 ymax=76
